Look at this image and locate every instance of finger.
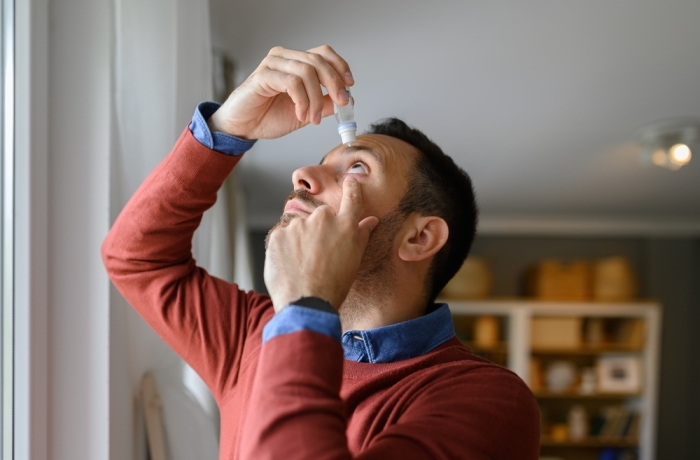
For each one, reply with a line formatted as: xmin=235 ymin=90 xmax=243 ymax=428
xmin=306 ymin=44 xmax=354 ymax=86
xmin=263 ymin=55 xmax=324 ymax=124
xmin=270 ymin=45 xmax=354 ymax=86
xmin=312 ymin=204 xmax=335 ymax=217
xmin=338 ymin=178 xmax=363 ymax=222
xmin=308 ymin=52 xmax=349 ymax=108
xmin=357 ymin=216 xmax=379 ymax=250
xmin=253 ymin=68 xmax=310 ymax=123
xmin=270 ymin=47 xmax=350 ymax=107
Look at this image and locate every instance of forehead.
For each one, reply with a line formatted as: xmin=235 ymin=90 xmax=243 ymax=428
xmin=321 ymin=134 xmax=419 ymax=176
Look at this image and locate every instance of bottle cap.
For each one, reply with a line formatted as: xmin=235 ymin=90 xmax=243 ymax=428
xmin=338 ymin=121 xmax=357 ymax=145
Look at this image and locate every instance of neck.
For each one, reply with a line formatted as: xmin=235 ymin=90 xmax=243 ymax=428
xmin=338 ymin=260 xmax=430 ymax=333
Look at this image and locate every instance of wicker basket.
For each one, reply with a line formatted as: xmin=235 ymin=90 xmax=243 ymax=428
xmin=525 ymin=260 xmax=592 ymax=301
xmin=440 ymin=257 xmax=493 ymax=299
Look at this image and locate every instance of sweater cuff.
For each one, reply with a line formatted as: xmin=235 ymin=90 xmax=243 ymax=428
xmin=263 ymin=306 xmax=342 ymax=344
xmin=189 ymin=101 xmax=257 ymax=155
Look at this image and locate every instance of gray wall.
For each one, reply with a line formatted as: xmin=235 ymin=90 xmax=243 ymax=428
xmin=251 ymin=230 xmax=700 ymax=459
xmin=692 ymin=240 xmax=700 ymax=460
xmin=468 ymin=236 xmax=648 ymax=297
xmin=645 ymin=240 xmax=697 ymax=459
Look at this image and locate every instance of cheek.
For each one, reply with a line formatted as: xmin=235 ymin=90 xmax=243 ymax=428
xmin=327 ymin=182 xmax=392 ymax=218
xmin=359 ymin=187 xmax=392 ymax=220
xmin=326 ymin=188 xmax=344 ymax=214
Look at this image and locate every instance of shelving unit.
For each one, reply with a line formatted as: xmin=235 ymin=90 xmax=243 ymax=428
xmin=540 ymin=438 xmax=639 ymax=448
xmin=533 ymin=391 xmax=642 ymax=400
xmin=531 ymin=345 xmax=644 ymax=355
xmin=444 ymin=300 xmax=661 ymax=460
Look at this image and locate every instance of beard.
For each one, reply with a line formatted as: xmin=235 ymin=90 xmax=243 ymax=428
xmin=265 ymin=189 xmax=406 ymax=325
xmin=265 ymin=189 xmax=324 ymax=249
xmin=338 ymin=207 xmax=404 ymax=326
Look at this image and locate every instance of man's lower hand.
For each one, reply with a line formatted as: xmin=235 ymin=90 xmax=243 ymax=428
xmin=264 ymin=178 xmax=378 ymax=312
xmin=207 ymin=45 xmax=354 ymax=141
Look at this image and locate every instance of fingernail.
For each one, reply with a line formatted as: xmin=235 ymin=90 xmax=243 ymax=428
xmin=344 ymin=72 xmax=354 ymax=84
xmin=315 ymin=111 xmax=322 ymax=124
xmin=337 ymin=89 xmax=349 ymax=104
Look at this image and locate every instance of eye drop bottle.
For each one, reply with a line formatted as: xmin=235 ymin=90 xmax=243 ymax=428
xmin=334 ymin=86 xmax=356 ymax=145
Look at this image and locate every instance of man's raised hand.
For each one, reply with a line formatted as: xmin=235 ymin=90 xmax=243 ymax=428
xmin=207 ymin=45 xmax=354 ymax=140
xmin=263 ymin=178 xmax=379 ymax=313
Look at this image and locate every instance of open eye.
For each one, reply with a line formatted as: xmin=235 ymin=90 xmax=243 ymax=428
xmin=346 ymin=161 xmax=368 ymax=175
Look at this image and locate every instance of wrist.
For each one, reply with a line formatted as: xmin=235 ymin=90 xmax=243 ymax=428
xmin=207 ymin=109 xmax=253 ymax=140
xmin=271 ymin=288 xmax=340 ymax=314
xmin=284 ymin=296 xmax=337 ymax=314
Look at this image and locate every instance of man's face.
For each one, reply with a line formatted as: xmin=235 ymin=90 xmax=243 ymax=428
xmin=281 ymin=134 xmax=418 ymax=224
xmin=268 ymin=134 xmax=421 ymax=319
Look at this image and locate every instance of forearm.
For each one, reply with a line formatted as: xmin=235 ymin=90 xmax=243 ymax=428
xmin=102 ymin=126 xmax=240 ymax=291
xmin=101 ymin=125 xmax=263 ymax=398
xmin=239 ymin=329 xmax=350 ymax=460
xmin=102 ymin=101 xmax=254 ymax=292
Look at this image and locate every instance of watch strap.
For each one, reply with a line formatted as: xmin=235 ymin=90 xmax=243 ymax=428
xmin=289 ymin=296 xmax=337 ymax=315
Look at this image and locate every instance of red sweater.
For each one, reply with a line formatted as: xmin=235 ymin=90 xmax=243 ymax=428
xmin=102 ymin=128 xmax=540 ymax=460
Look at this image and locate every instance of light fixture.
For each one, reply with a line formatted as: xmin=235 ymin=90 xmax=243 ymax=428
xmin=635 ymin=117 xmax=699 ymax=170
xmin=669 ymin=143 xmax=691 ymax=166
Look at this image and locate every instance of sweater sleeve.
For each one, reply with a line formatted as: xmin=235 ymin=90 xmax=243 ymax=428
xmin=238 ymin=330 xmax=540 ymax=460
xmin=101 ymin=127 xmax=272 ymax=402
xmin=237 ymin=330 xmax=352 ymax=460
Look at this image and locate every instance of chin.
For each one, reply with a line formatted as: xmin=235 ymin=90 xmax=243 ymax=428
xmin=280 ymin=211 xmax=304 ymax=224
xmin=265 ymin=213 xmax=301 ymax=249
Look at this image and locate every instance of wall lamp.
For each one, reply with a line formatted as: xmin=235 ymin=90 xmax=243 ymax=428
xmin=635 ymin=117 xmax=699 ymax=170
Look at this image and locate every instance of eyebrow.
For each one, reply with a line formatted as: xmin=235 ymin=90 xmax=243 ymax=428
xmin=320 ymin=145 xmax=385 ymax=171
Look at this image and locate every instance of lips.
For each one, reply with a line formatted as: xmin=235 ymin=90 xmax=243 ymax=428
xmin=284 ymin=199 xmax=312 ymax=215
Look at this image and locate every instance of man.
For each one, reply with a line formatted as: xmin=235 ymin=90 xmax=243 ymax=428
xmin=103 ymin=45 xmax=540 ymax=459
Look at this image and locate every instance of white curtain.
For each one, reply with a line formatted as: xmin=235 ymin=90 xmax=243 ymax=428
xmin=114 ymin=0 xmax=252 ymax=458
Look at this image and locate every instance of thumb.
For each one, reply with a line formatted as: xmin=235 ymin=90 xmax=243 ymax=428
xmin=357 ymin=216 xmax=379 ymax=250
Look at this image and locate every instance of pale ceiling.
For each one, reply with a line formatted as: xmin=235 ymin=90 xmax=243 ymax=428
xmin=210 ymin=0 xmax=700 ymax=231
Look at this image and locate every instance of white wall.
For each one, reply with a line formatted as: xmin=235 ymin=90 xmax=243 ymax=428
xmin=210 ymin=0 xmax=700 ymax=231
xmin=15 ymin=0 xmax=112 ymax=458
xmin=47 ymin=0 xmax=112 ymax=458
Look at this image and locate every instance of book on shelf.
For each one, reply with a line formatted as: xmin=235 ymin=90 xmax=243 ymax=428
xmin=591 ymin=406 xmax=639 ymax=440
xmin=615 ymin=318 xmax=645 ymax=348
xmin=599 ymin=407 xmax=624 ymax=438
xmin=623 ymin=411 xmax=640 ymax=439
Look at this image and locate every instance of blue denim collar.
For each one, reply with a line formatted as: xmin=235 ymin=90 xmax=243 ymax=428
xmin=341 ymin=303 xmax=455 ymax=363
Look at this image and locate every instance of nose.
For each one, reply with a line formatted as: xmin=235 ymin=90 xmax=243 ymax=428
xmin=292 ymin=165 xmax=325 ymax=194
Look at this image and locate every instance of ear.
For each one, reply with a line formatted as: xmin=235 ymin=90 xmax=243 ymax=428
xmin=398 ymin=215 xmax=449 ymax=262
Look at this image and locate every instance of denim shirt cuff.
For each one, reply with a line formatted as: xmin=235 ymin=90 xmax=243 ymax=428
xmin=262 ymin=305 xmax=342 ymax=344
xmin=188 ymin=101 xmax=257 ymax=156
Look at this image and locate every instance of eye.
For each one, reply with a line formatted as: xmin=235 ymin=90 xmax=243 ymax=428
xmin=346 ymin=161 xmax=368 ymax=175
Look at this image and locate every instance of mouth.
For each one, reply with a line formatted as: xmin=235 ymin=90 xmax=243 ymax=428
xmin=283 ymin=200 xmax=312 ymax=215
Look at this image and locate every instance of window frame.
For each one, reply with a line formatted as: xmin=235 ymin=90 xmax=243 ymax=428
xmin=1 ymin=0 xmax=14 ymax=456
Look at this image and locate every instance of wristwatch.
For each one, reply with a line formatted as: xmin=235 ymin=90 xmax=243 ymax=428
xmin=289 ymin=296 xmax=337 ymax=314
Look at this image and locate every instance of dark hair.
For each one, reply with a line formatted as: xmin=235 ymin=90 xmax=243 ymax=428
xmin=366 ymin=118 xmax=478 ymax=303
